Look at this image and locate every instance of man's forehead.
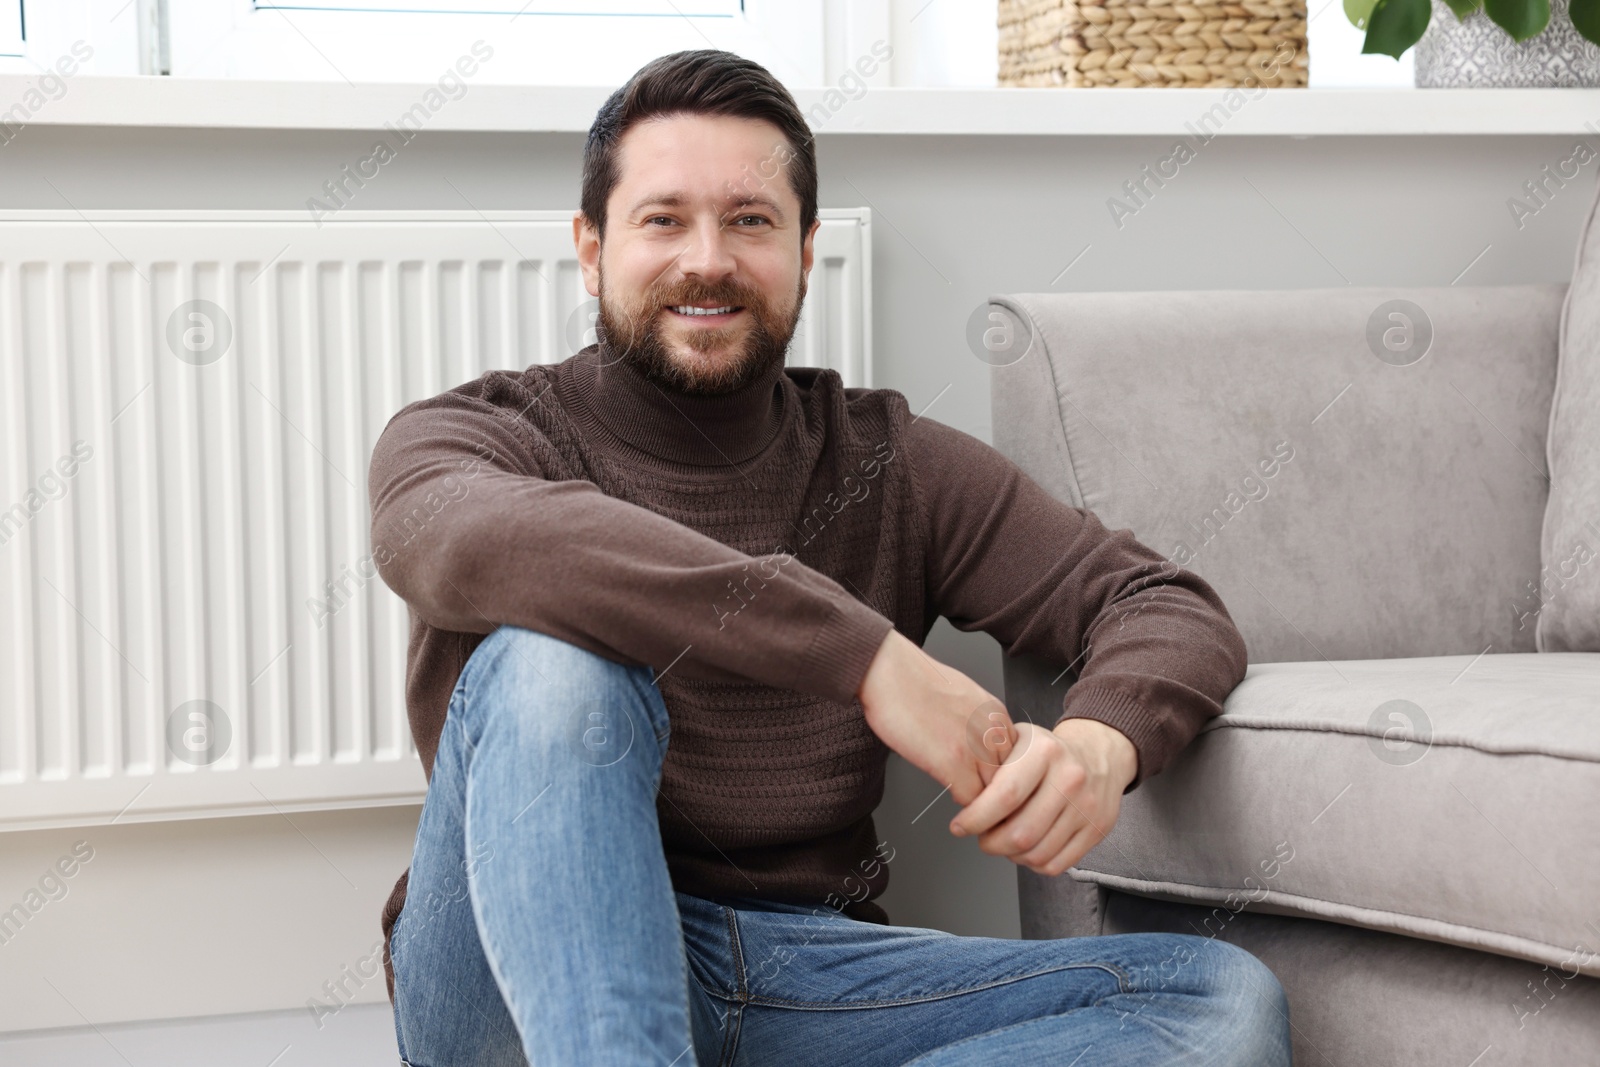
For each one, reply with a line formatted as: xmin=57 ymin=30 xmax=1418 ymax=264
xmin=619 ymin=110 xmax=788 ymax=156
xmin=611 ymin=115 xmax=797 ymax=209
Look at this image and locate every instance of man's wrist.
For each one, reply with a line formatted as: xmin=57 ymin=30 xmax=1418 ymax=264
xmin=856 ymin=627 xmax=905 ymax=709
xmin=1053 ymin=717 xmax=1139 ymax=790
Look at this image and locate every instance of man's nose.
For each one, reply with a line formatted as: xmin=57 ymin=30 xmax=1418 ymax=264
xmin=674 ymin=215 xmax=738 ymax=280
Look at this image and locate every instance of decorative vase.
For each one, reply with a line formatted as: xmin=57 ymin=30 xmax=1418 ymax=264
xmin=1413 ymin=0 xmax=1600 ymax=85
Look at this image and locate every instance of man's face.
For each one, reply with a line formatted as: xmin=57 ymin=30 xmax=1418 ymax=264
xmin=575 ymin=112 xmax=819 ymax=396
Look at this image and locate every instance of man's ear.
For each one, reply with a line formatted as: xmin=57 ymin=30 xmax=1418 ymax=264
xmin=801 ymin=217 xmax=822 ymax=277
xmin=574 ymin=212 xmax=601 ymax=298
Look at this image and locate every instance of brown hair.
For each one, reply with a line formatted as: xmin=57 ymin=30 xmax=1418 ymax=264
xmin=581 ymin=49 xmax=817 ymax=245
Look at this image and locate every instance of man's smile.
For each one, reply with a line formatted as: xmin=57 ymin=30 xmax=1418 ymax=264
xmin=665 ymin=304 xmax=746 ymax=324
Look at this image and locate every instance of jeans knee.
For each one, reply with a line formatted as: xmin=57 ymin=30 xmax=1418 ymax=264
xmin=473 ymin=624 xmax=635 ymax=684
xmin=457 ymin=625 xmax=670 ymax=758
xmin=1201 ymin=940 xmax=1291 ymax=1065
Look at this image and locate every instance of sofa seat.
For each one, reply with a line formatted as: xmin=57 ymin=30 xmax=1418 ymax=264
xmin=1070 ymin=651 xmax=1600 ymax=978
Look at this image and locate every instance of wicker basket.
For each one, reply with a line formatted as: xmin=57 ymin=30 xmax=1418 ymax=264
xmin=998 ymin=0 xmax=1309 ymax=88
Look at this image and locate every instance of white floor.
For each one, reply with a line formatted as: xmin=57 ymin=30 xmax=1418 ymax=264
xmin=0 ymin=1002 xmax=400 ymax=1066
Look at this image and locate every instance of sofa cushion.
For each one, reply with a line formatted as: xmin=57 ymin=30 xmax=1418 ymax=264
xmin=1067 ymin=651 xmax=1600 ymax=977
xmin=1538 ymin=174 xmax=1600 ymax=652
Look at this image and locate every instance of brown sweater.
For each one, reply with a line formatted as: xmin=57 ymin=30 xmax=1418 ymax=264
xmin=367 ymin=343 xmax=1249 ymax=1000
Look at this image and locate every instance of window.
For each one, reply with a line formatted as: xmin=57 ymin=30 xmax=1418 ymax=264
xmin=164 ymin=0 xmax=827 ymax=84
xmin=0 ymin=0 xmax=144 ymax=76
xmin=256 ymin=0 xmax=740 ymax=13
xmin=1 ymin=0 xmax=21 ymax=58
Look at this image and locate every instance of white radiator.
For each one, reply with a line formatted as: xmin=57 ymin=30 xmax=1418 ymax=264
xmin=0 ymin=208 xmax=873 ymax=832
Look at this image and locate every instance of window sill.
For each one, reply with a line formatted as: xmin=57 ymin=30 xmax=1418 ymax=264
xmin=1 ymin=76 xmax=1596 ymax=135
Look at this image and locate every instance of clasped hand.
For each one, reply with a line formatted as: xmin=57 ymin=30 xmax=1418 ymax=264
xmin=857 ymin=629 xmax=1138 ymax=877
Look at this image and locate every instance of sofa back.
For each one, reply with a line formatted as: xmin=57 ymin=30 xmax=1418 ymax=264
xmin=989 ymin=284 xmax=1565 ymax=664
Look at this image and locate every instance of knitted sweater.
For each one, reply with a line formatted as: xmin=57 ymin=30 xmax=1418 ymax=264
xmin=367 ymin=342 xmax=1249 ymax=1000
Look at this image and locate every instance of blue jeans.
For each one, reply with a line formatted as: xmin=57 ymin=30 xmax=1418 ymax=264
xmin=388 ymin=624 xmax=1292 ymax=1066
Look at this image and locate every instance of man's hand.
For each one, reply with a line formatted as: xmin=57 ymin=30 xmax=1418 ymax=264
xmin=856 ymin=629 xmax=1140 ymax=876
xmin=948 ymin=717 xmax=1138 ymax=877
xmin=856 ymin=629 xmax=1019 ymax=809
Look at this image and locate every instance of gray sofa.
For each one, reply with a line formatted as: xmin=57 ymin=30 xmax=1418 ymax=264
xmin=988 ymin=183 xmax=1600 ymax=1062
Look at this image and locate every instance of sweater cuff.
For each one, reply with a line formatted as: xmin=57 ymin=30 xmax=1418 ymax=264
xmin=1053 ymin=678 xmax=1168 ymax=791
xmin=802 ymin=599 xmax=895 ymax=706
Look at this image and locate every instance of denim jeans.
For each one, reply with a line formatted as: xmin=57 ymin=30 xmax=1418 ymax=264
xmin=388 ymin=624 xmax=1292 ymax=1066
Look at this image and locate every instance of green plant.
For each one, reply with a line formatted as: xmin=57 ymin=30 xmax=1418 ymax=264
xmin=1347 ymin=0 xmax=1600 ymax=57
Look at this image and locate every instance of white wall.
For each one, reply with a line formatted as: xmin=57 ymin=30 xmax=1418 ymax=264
xmin=0 ymin=806 xmax=418 ymax=1031
xmin=0 ymin=121 xmax=1590 ymax=1037
xmin=0 ymin=1003 xmax=402 ymax=1065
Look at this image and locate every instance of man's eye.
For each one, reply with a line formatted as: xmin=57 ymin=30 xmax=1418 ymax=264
xmin=733 ymin=214 xmax=769 ymax=226
xmin=646 ymin=216 xmax=676 ymax=226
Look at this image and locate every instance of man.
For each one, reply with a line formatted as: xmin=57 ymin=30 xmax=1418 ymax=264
xmin=369 ymin=47 xmax=1289 ymax=1067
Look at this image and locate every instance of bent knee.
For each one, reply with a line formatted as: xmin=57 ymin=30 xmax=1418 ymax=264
xmin=1195 ymin=939 xmax=1290 ymax=1064
xmin=469 ymin=625 xmax=641 ymax=693
xmin=458 ymin=625 xmax=666 ymax=747
xmin=1209 ymin=938 xmax=1285 ymax=1005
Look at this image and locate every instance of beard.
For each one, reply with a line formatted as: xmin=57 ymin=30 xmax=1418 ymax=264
xmin=595 ymin=266 xmax=805 ymax=397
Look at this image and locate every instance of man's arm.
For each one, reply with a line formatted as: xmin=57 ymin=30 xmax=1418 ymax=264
xmin=889 ymin=415 xmax=1248 ymax=875
xmin=368 ymin=383 xmax=893 ymax=705
xmin=905 ymin=415 xmax=1249 ymax=788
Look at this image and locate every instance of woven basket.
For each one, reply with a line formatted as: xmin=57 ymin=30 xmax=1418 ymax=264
xmin=998 ymin=0 xmax=1309 ymax=88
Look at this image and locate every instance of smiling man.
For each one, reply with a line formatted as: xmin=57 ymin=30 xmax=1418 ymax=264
xmin=369 ymin=49 xmax=1289 ymax=1067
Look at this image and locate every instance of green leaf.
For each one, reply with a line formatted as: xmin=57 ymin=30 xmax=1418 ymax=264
xmin=1566 ymin=0 xmax=1600 ymax=41
xmin=1346 ymin=0 xmax=1380 ymax=28
xmin=1440 ymin=0 xmax=1483 ymax=19
xmin=1363 ymin=0 xmax=1433 ymax=56
xmin=1483 ymin=0 xmax=1550 ymax=40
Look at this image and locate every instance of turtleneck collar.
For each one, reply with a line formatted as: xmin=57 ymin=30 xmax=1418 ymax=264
xmin=558 ymin=342 xmax=790 ymax=469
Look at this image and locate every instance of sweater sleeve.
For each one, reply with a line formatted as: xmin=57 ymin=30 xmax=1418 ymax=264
xmin=906 ymin=416 xmax=1249 ymax=787
xmin=368 ymin=388 xmax=894 ymax=706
